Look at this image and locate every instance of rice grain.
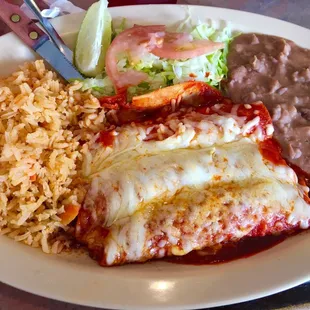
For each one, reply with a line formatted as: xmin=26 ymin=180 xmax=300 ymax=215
xmin=0 ymin=60 xmax=106 ymax=252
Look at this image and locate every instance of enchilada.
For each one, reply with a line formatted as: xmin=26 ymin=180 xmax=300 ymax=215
xmin=76 ymin=96 xmax=310 ymax=266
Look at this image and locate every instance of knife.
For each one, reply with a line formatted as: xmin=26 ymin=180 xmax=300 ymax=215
xmin=0 ymin=0 xmax=83 ymax=82
xmin=23 ymin=0 xmax=73 ymax=62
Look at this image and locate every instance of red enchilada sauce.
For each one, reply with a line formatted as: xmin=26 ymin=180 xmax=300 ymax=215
xmin=166 ymin=133 xmax=307 ymax=266
xmin=98 ymin=130 xmax=115 ymax=147
xmin=165 ymin=234 xmax=290 ymax=265
xmin=259 ymin=138 xmax=287 ymax=165
xmin=93 ymin=84 xmax=310 ymax=266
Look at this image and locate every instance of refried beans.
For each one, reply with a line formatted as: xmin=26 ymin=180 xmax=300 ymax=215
xmin=225 ymin=33 xmax=310 ymax=174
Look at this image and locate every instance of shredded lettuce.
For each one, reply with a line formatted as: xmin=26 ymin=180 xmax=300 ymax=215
xmin=81 ymin=76 xmax=114 ymax=96
xmin=112 ymin=18 xmax=127 ymax=39
xmin=81 ymin=17 xmax=238 ymax=97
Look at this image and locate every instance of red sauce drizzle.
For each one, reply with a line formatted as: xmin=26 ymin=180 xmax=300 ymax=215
xmin=165 ymin=234 xmax=288 ymax=265
xmin=259 ymin=138 xmax=287 ymax=166
xmin=259 ymin=138 xmax=310 ymax=203
xmin=99 ymin=92 xmax=127 ymax=110
xmin=95 ymin=95 xmax=309 ymax=267
xmin=97 ymin=130 xmax=115 ymax=147
xmin=100 ymin=82 xmax=224 ymax=125
xmin=196 ymin=100 xmax=272 ymax=134
xmin=237 ymin=103 xmax=270 ymax=125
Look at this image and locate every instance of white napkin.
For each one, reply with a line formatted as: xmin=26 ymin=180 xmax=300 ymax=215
xmin=20 ymin=0 xmax=85 ymax=20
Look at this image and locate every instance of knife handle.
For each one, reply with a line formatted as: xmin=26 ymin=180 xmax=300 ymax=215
xmin=0 ymin=0 xmax=47 ymax=48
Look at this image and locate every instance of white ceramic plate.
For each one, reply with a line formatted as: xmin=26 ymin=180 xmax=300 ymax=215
xmin=1 ymin=5 xmax=310 ymax=310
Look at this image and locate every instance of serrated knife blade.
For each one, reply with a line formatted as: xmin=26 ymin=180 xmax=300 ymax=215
xmin=0 ymin=0 xmax=83 ymax=82
xmin=35 ymin=37 xmax=83 ymax=81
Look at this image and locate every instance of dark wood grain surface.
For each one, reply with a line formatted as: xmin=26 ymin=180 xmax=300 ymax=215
xmin=0 ymin=1 xmax=310 ymax=309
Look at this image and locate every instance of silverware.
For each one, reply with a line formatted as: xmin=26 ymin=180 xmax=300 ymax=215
xmin=23 ymin=0 xmax=73 ymax=62
xmin=0 ymin=0 xmax=83 ymax=82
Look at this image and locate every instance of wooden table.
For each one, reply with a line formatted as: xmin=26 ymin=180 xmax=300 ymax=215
xmin=1 ymin=1 xmax=310 ymax=309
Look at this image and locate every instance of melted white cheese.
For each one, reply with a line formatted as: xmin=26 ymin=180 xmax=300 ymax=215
xmin=82 ymin=106 xmax=310 ymax=265
xmin=86 ymin=110 xmax=269 ymax=177
xmin=103 ymin=178 xmax=310 ymax=265
xmin=84 ymin=139 xmax=300 ymax=227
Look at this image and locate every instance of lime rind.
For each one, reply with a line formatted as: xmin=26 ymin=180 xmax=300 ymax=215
xmin=74 ymin=0 xmax=112 ymax=77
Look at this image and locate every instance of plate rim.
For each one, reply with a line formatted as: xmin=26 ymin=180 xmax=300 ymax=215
xmin=0 ymin=4 xmax=310 ymax=310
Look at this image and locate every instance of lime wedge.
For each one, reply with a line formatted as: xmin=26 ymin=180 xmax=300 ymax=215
xmin=74 ymin=0 xmax=112 ymax=77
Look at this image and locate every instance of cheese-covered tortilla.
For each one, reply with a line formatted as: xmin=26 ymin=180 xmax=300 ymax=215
xmin=76 ymin=101 xmax=310 ymax=266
